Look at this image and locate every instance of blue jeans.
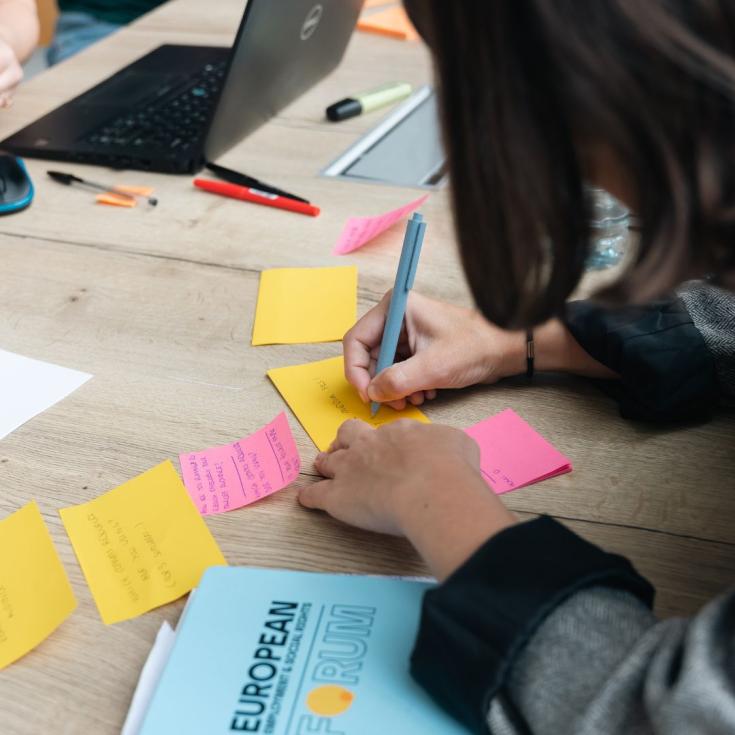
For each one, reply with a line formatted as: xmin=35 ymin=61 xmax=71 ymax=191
xmin=47 ymin=12 xmax=121 ymax=65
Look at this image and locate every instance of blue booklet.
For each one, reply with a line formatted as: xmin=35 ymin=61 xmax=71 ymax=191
xmin=139 ymin=566 xmax=467 ymax=734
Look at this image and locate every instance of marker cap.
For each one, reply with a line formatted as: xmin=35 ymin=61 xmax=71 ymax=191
xmin=326 ymin=98 xmax=362 ymax=121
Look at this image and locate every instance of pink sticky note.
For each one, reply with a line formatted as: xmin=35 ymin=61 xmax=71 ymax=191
xmin=333 ymin=194 xmax=429 ymax=255
xmin=465 ymin=409 xmax=572 ymax=495
xmin=179 ymin=413 xmax=301 ymax=515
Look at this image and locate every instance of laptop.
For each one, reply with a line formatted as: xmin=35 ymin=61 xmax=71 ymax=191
xmin=0 ymin=0 xmax=363 ymax=173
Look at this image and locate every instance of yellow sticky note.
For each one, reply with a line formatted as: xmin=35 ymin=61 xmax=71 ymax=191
xmin=60 ymin=461 xmax=226 ymax=625
xmin=267 ymin=355 xmax=430 ymax=451
xmin=252 ymin=266 xmax=358 ymax=345
xmin=0 ymin=501 xmax=76 ymax=669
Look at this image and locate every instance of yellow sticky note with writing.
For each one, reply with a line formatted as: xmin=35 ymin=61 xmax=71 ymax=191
xmin=60 ymin=461 xmax=226 ymax=625
xmin=0 ymin=501 xmax=76 ymax=670
xmin=267 ymin=355 xmax=429 ymax=451
xmin=252 ymin=266 xmax=358 ymax=345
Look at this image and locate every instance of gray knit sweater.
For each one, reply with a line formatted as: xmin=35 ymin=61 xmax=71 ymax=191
xmin=486 ymin=282 xmax=735 ymax=734
xmin=679 ymin=281 xmax=735 ymax=401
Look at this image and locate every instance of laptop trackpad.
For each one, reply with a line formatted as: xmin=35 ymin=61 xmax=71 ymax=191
xmin=78 ymin=70 xmax=186 ymax=108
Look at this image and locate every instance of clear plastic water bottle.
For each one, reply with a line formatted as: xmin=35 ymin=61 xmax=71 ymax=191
xmin=585 ymin=187 xmax=630 ymax=270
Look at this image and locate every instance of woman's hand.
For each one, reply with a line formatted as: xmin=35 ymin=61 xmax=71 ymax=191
xmin=299 ymin=419 xmax=517 ymax=581
xmin=0 ymin=37 xmax=22 ymax=106
xmin=344 ymin=292 xmax=619 ymax=411
xmin=343 ymin=291 xmax=528 ymax=411
xmin=0 ymin=0 xmax=41 ymax=106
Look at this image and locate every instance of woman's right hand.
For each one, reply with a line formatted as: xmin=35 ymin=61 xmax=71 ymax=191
xmin=343 ymin=291 xmax=528 ymax=411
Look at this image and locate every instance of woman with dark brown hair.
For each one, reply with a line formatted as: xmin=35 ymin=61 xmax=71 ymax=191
xmin=299 ymin=2 xmax=735 ymax=733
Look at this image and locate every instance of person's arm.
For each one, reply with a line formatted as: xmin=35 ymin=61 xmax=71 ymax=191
xmin=677 ymin=280 xmax=735 ymax=400
xmin=563 ymin=290 xmax=724 ymax=421
xmin=0 ymin=0 xmax=38 ymax=105
xmin=0 ymin=0 xmax=38 ymax=62
xmin=344 ymin=288 xmax=728 ymax=423
xmin=501 ymin=317 xmax=619 ymax=379
xmin=409 ymin=516 xmax=735 ymax=735
xmin=489 ymin=583 xmax=735 ymax=735
xmin=298 ymin=413 xmax=735 ymax=735
xmin=298 ymin=419 xmax=735 ymax=735
xmin=342 ymin=291 xmax=616 ymax=414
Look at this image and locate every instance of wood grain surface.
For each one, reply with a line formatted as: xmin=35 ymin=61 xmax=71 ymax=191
xmin=0 ymin=2 xmax=733 ymax=732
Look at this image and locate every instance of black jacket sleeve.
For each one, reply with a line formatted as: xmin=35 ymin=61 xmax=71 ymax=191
xmin=564 ymin=297 xmax=719 ymax=422
xmin=409 ymin=517 xmax=654 ymax=734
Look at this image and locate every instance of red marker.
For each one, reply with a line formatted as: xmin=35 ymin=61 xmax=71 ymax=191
xmin=193 ymin=178 xmax=320 ymax=217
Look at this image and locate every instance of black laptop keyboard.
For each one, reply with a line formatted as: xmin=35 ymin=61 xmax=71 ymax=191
xmin=80 ymin=60 xmax=227 ymax=151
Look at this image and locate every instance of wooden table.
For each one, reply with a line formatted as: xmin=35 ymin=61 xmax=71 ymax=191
xmin=0 ymin=1 xmax=733 ymax=731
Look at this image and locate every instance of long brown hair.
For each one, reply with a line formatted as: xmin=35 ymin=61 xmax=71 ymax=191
xmin=404 ymin=0 xmax=735 ymax=327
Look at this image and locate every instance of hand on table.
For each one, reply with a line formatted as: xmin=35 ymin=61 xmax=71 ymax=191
xmin=343 ymin=291 xmax=528 ymax=411
xmin=299 ymin=419 xmax=517 ymax=581
xmin=0 ymin=37 xmax=22 ymax=107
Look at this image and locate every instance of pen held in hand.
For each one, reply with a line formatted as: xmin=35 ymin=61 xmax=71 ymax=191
xmin=370 ymin=212 xmax=427 ymax=417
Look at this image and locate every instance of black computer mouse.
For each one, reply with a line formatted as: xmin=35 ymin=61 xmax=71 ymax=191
xmin=0 ymin=152 xmax=33 ymax=214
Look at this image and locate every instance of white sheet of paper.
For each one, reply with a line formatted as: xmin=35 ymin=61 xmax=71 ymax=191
xmin=0 ymin=349 xmax=92 ymax=440
xmin=121 ymin=591 xmax=197 ymax=735
xmin=121 ymin=621 xmax=177 ymax=735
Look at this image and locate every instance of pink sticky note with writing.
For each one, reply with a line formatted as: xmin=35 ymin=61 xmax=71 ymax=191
xmin=464 ymin=409 xmax=572 ymax=495
xmin=179 ymin=413 xmax=301 ymax=515
xmin=333 ymin=194 xmax=429 ymax=255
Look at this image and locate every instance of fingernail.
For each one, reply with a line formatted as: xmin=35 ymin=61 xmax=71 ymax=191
xmin=315 ymin=452 xmax=326 ymax=464
xmin=367 ymin=385 xmax=380 ymax=401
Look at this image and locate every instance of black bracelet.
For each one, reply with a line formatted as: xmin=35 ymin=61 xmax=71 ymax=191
xmin=526 ymin=329 xmax=535 ymax=379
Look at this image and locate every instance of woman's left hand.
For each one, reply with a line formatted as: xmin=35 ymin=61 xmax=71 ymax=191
xmin=299 ymin=419 xmax=518 ymax=581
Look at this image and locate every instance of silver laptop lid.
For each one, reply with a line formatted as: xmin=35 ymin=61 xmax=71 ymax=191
xmin=204 ymin=0 xmax=363 ymax=163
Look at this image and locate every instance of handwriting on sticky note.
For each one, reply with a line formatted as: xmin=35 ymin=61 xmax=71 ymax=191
xmin=252 ymin=266 xmax=358 ymax=345
xmin=333 ymin=195 xmax=428 ymax=255
xmin=464 ymin=409 xmax=572 ymax=494
xmin=357 ymin=6 xmax=420 ymax=41
xmin=60 ymin=461 xmax=226 ymax=624
xmin=267 ymin=355 xmax=429 ymax=451
xmin=0 ymin=501 xmax=76 ymax=669
xmin=180 ymin=413 xmax=301 ymax=516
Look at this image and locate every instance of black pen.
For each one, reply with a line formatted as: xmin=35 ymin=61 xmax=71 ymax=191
xmin=47 ymin=170 xmax=158 ymax=206
xmin=205 ymin=162 xmax=310 ymax=204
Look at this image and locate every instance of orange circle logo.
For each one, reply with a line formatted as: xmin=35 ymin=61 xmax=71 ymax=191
xmin=305 ymin=685 xmax=354 ymax=717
